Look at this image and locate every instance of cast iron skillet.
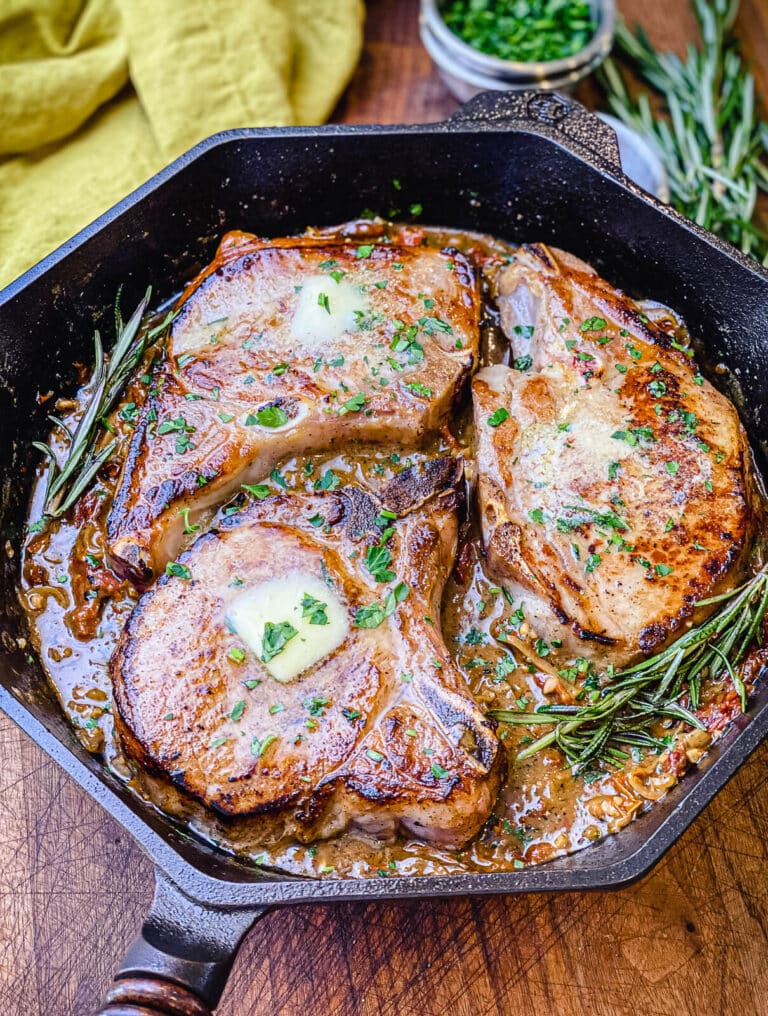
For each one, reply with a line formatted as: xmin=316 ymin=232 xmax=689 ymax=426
xmin=1 ymin=91 xmax=768 ymax=1016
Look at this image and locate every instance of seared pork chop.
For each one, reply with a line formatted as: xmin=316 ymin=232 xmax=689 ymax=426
xmin=110 ymin=458 xmax=504 ymax=848
xmin=473 ymin=244 xmax=759 ymax=667
xmin=107 ymin=233 xmax=480 ymax=586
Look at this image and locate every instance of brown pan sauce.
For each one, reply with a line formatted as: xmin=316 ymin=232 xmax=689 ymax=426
xmin=19 ymin=221 xmax=766 ymax=879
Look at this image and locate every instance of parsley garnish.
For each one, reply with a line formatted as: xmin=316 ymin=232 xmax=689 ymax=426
xmin=261 ymin=621 xmax=298 ymax=663
xmin=242 ymin=483 xmax=271 ymax=499
xmin=251 ymin=734 xmax=278 ymax=758
xmin=157 ymin=415 xmax=196 ymax=454
xmin=365 ymin=541 xmax=396 ymax=584
xmin=419 ymin=316 xmax=452 ymax=335
xmin=165 ymin=562 xmax=191 ymax=579
xmin=314 ymin=469 xmax=340 ymax=491
xmin=250 ymin=405 xmax=288 ymax=428
xmin=301 ymin=594 xmax=329 ymax=625
xmin=338 ymin=392 xmax=367 ymax=415
xmin=579 ymin=316 xmax=607 ymax=332
xmin=353 ymin=582 xmax=409 ymax=628
xmin=612 ymin=426 xmax=655 ymax=446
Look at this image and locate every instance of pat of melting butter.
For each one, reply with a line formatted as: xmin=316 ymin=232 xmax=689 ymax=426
xmin=227 ymin=572 xmax=349 ymax=683
xmin=291 ymin=274 xmax=370 ymax=349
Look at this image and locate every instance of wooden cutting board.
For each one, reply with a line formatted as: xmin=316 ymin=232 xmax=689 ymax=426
xmin=2 ymin=2 xmax=767 ymax=1013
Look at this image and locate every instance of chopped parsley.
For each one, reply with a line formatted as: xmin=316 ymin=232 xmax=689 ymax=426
xmin=353 ymin=582 xmax=409 ymax=628
xmin=612 ymin=426 xmax=655 ymax=446
xmin=248 ymin=405 xmax=288 ymax=428
xmin=314 ymin=469 xmax=340 ymax=491
xmin=251 ymin=734 xmax=278 ymax=758
xmin=242 ymin=483 xmax=271 ymax=499
xmin=419 ymin=316 xmax=452 ymax=335
xmin=261 ymin=621 xmax=298 ymax=663
xmin=157 ymin=415 xmax=196 ymax=454
xmin=579 ymin=316 xmax=607 ymax=332
xmin=487 ymin=407 xmax=510 ymax=427
xmin=555 ymin=506 xmax=628 ymax=533
xmin=338 ymin=392 xmax=367 ymax=415
xmin=494 ymin=656 xmax=517 ymax=680
xmin=179 ymin=507 xmax=200 ymax=534
xmin=365 ymin=540 xmax=396 ymax=584
xmin=301 ymin=593 xmax=329 ymax=625
xmin=165 ymin=562 xmax=191 ymax=579
xmin=405 ymin=381 xmax=432 ymax=397
xmin=304 ymin=696 xmax=331 ymax=717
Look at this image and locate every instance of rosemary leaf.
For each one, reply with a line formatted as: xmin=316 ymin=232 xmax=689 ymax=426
xmin=598 ymin=0 xmax=768 ymax=264
xmin=34 ymin=288 xmax=175 ymax=521
xmin=489 ymin=565 xmax=768 ymax=772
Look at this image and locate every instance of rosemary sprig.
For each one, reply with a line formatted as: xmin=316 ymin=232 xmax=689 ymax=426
xmin=489 ymin=565 xmax=768 ymax=772
xmin=32 ymin=288 xmax=174 ymax=522
xmin=598 ymin=0 xmax=768 ymax=263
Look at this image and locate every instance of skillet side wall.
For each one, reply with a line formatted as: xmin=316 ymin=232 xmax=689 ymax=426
xmin=1 ymin=108 xmax=768 ymax=905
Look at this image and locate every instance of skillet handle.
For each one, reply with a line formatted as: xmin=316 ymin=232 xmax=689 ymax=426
xmin=448 ymin=90 xmax=623 ymax=173
xmin=96 ymin=869 xmax=269 ymax=1015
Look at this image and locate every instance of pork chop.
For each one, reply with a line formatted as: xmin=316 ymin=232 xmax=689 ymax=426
xmin=110 ymin=458 xmax=504 ymax=848
xmin=473 ymin=243 xmax=759 ymax=667
xmin=107 ymin=232 xmax=481 ymax=586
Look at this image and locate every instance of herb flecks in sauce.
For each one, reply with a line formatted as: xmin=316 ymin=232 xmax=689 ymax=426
xmin=20 ymin=220 xmax=767 ymax=883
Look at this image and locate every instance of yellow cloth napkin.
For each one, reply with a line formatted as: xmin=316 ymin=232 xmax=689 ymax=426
xmin=0 ymin=0 xmax=364 ymax=288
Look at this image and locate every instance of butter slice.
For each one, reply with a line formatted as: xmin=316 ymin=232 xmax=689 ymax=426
xmin=291 ymin=274 xmax=370 ymax=350
xmin=227 ymin=572 xmax=349 ymax=683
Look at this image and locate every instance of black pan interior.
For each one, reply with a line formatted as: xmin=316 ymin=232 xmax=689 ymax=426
xmin=1 ymin=97 xmax=767 ymax=900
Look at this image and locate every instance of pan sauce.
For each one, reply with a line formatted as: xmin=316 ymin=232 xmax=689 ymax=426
xmin=19 ymin=221 xmax=766 ymax=879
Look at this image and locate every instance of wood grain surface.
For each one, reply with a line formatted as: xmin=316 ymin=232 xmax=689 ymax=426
xmin=3 ymin=2 xmax=768 ymax=1014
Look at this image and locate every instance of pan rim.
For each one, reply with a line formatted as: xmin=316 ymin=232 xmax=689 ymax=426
xmin=2 ymin=90 xmax=768 ymax=907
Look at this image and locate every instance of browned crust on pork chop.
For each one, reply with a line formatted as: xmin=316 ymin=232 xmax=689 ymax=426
xmin=472 ymin=243 xmax=760 ymax=667
xmin=107 ymin=234 xmax=481 ymax=586
xmin=110 ymin=458 xmax=504 ymax=848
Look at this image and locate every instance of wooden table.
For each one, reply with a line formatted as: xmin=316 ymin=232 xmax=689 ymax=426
xmin=3 ymin=2 xmax=768 ymax=1013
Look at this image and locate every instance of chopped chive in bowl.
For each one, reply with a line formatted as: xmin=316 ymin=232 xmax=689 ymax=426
xmin=438 ymin=0 xmax=596 ymax=64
